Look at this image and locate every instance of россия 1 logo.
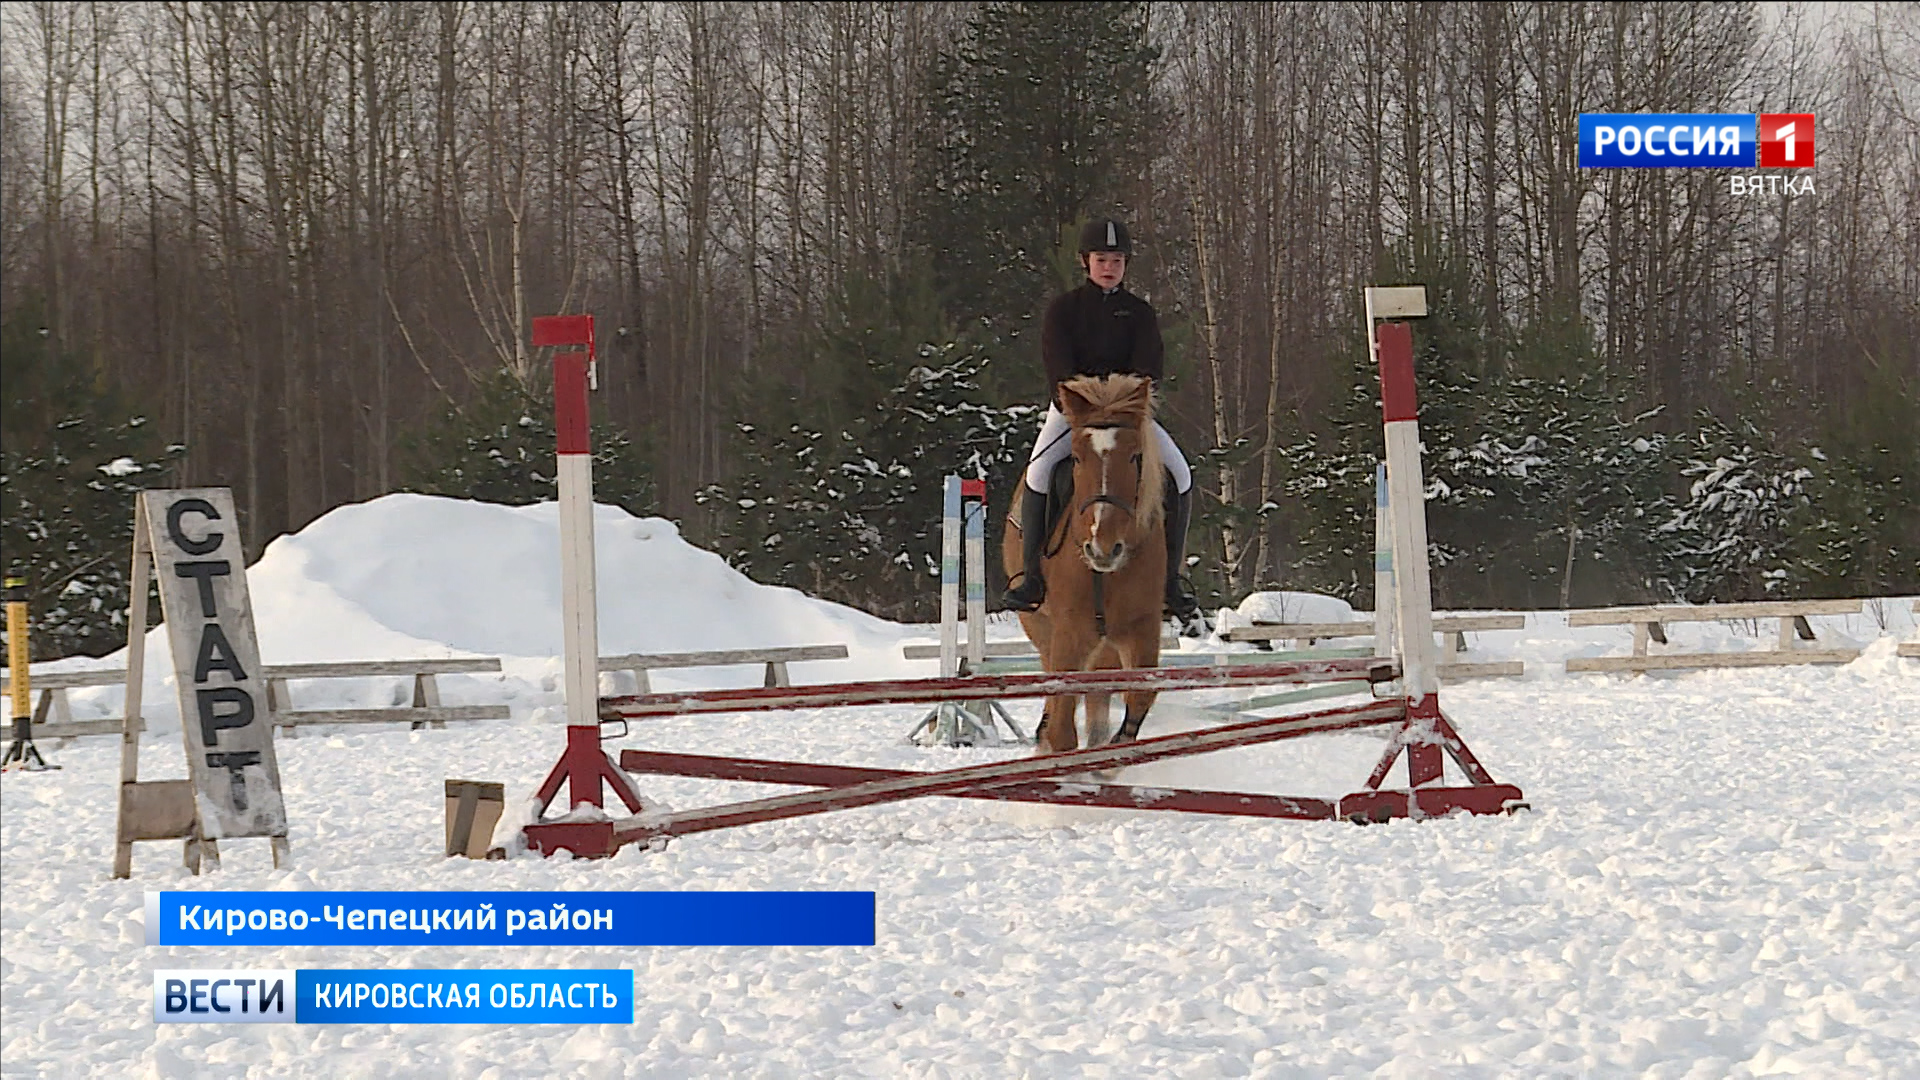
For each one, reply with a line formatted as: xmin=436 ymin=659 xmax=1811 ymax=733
xmin=1580 ymin=113 xmax=1815 ymax=169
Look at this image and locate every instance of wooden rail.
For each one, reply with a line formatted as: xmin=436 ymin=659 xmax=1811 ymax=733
xmin=601 ymin=658 xmax=1397 ymax=720
xmin=1564 ymin=598 xmax=1865 ymax=673
xmin=901 ymin=634 xmax=1177 ymax=660
xmin=2 ymin=657 xmax=510 ymax=739
xmin=599 ymin=644 xmax=849 ymax=692
xmin=1219 ymin=615 xmax=1526 ymax=681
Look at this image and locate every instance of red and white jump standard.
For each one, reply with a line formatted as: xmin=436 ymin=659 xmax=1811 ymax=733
xmin=522 ymin=315 xmax=649 ymax=829
xmin=515 ymin=290 xmax=1524 ymax=861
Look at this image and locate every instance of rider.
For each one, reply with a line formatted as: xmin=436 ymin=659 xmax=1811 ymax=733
xmin=1001 ymin=217 xmax=1201 ymax=625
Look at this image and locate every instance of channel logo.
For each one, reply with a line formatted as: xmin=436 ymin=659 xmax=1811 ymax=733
xmin=1580 ymin=113 xmax=1814 ymax=168
xmin=154 ymin=970 xmax=294 ymax=1024
xmin=152 ymin=969 xmax=634 ymax=1024
xmin=1757 ymin=113 xmax=1814 ymax=167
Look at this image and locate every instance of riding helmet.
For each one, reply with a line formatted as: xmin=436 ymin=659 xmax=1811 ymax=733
xmin=1077 ymin=218 xmax=1133 ymax=255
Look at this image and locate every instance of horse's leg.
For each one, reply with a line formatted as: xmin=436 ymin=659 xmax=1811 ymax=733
xmin=1114 ymin=616 xmax=1163 ymax=744
xmin=1082 ymin=692 xmax=1113 ymax=748
xmin=1036 ymin=694 xmax=1079 ymax=754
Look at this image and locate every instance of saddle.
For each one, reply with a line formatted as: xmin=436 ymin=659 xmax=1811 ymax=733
xmin=1007 ymin=458 xmax=1078 ymax=541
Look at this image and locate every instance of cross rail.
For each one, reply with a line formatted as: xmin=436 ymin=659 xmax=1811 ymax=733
xmin=598 ymin=658 xmax=1397 ymax=721
xmin=619 ymin=750 xmax=1343 ymax=820
xmin=606 ymin=698 xmax=1410 ymax=845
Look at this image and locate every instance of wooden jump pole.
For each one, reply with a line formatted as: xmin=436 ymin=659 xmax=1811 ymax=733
xmin=601 ymin=658 xmax=1395 ymax=720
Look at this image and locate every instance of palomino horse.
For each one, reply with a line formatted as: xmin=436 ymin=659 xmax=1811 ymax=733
xmin=1001 ymin=373 xmax=1167 ymax=754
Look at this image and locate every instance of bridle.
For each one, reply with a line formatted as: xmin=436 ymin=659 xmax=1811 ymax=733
xmin=1071 ymin=422 xmax=1146 ymax=639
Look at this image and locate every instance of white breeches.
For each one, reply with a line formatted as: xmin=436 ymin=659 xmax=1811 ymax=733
xmin=1022 ymin=404 xmax=1192 ymax=495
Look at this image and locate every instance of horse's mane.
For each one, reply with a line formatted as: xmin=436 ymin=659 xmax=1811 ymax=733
xmin=1059 ymin=374 xmax=1165 ymax=529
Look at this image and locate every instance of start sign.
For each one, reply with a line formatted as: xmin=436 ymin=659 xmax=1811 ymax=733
xmin=143 ymin=489 xmax=288 ymax=840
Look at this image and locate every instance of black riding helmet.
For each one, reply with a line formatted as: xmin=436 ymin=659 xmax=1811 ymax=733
xmin=1078 ymin=218 xmax=1132 ymax=255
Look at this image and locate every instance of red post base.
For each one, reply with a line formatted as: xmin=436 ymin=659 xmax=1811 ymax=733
xmin=521 ymin=724 xmax=646 ymax=860
xmin=523 ymin=819 xmax=619 ymax=859
xmin=1336 ymin=784 xmax=1528 ymax=823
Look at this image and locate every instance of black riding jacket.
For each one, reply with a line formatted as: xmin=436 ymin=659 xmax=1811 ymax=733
xmin=1041 ymin=280 xmax=1165 ymax=401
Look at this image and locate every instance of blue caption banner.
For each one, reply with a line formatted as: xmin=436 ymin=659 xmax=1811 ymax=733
xmin=152 ymin=969 xmax=634 ymax=1024
xmin=147 ymin=891 xmax=876 ymax=947
xmin=298 ymin=969 xmax=633 ymax=1024
xmin=1580 ymin=113 xmax=1755 ymax=167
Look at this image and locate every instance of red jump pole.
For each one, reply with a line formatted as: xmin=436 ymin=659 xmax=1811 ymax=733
xmin=526 ymin=315 xmax=646 ymax=823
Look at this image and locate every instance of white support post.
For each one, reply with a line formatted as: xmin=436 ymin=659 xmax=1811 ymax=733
xmin=910 ymin=477 xmax=1028 ymax=746
xmin=937 ymin=476 xmax=961 ymax=680
xmin=1373 ymin=462 xmax=1397 ymax=664
xmin=558 ymin=449 xmax=599 ymax=730
xmin=963 ymin=485 xmax=986 ymax=674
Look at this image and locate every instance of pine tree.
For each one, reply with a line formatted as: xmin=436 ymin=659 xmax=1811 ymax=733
xmin=917 ymin=0 xmax=1160 ymax=400
xmin=699 ymin=271 xmax=1038 ymax=620
xmin=398 ymin=369 xmax=655 ymax=516
xmin=1 ymin=298 xmax=184 ymax=659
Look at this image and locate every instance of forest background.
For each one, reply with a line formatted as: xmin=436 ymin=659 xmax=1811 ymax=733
xmin=2 ymin=1 xmax=1915 ymax=658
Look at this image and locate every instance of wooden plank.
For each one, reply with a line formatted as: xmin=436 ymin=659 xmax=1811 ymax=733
xmin=1226 ymin=614 xmax=1524 ymax=644
xmin=1147 ymin=685 xmax=1371 ymax=728
xmin=1224 ymin=622 xmax=1376 ymax=642
xmin=1565 ymin=649 xmax=1861 ymax=673
xmin=270 ymin=705 xmax=509 ymax=727
xmin=903 ymin=635 xmax=1177 ymax=660
xmin=967 ymin=647 xmax=1378 ymax=676
xmin=1438 ymin=661 xmax=1526 ymax=680
xmin=600 ymin=644 xmax=850 ymax=670
xmin=610 ymin=698 xmax=1409 ymax=843
xmin=1897 ymin=643 xmax=1919 ymax=659
xmin=16 ymin=717 xmax=126 ymax=739
xmin=2 ymin=669 xmax=128 ymax=692
xmin=602 ymin=659 xmax=1399 ymax=720
xmin=620 ymin=750 xmax=1338 ymax=820
xmin=1432 ymin=614 xmax=1527 ymax=632
xmin=1567 ymin=599 xmax=1862 ymax=627
xmin=263 ymin=658 xmax=502 ymax=678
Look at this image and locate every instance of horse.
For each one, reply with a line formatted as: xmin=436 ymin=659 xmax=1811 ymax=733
xmin=1001 ymin=373 xmax=1168 ymax=755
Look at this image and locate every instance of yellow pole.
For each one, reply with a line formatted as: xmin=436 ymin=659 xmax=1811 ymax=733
xmin=4 ymin=575 xmax=27 ymax=724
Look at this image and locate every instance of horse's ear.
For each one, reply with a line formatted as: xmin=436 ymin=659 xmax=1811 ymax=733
xmin=1057 ymin=381 xmax=1095 ymax=425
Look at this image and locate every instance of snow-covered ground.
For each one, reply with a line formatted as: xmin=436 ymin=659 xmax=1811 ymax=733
xmin=3 ymin=494 xmax=1917 ymax=1078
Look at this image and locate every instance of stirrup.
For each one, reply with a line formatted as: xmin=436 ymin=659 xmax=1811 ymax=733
xmin=1002 ymin=573 xmax=1046 ymax=613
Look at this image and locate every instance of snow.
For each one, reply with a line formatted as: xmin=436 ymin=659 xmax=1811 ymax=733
xmin=4 ymin=493 xmax=1918 ymax=1078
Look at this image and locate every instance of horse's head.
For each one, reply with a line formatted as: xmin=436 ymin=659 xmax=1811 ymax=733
xmin=1057 ymin=374 xmax=1165 ymax=574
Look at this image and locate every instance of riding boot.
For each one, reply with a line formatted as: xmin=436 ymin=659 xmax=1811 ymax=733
xmin=1001 ymin=484 xmax=1053 ymax=612
xmin=1163 ymin=484 xmax=1201 ymax=624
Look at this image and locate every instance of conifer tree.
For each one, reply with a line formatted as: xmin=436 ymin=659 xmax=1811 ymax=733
xmin=917 ymin=1 xmax=1160 ymax=401
xmin=1 ymin=299 xmax=183 ymax=659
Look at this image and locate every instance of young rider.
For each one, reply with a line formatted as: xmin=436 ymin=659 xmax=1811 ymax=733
xmin=1001 ymin=217 xmax=1200 ymax=626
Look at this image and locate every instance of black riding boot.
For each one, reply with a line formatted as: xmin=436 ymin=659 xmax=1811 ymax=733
xmin=1163 ymin=485 xmax=1201 ymax=623
xmin=1001 ymin=484 xmax=1052 ymax=612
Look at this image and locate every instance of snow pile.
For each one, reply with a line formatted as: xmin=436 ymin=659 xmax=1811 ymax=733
xmin=34 ymin=494 xmax=919 ymax=734
xmin=256 ymin=494 xmax=904 ymax=662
